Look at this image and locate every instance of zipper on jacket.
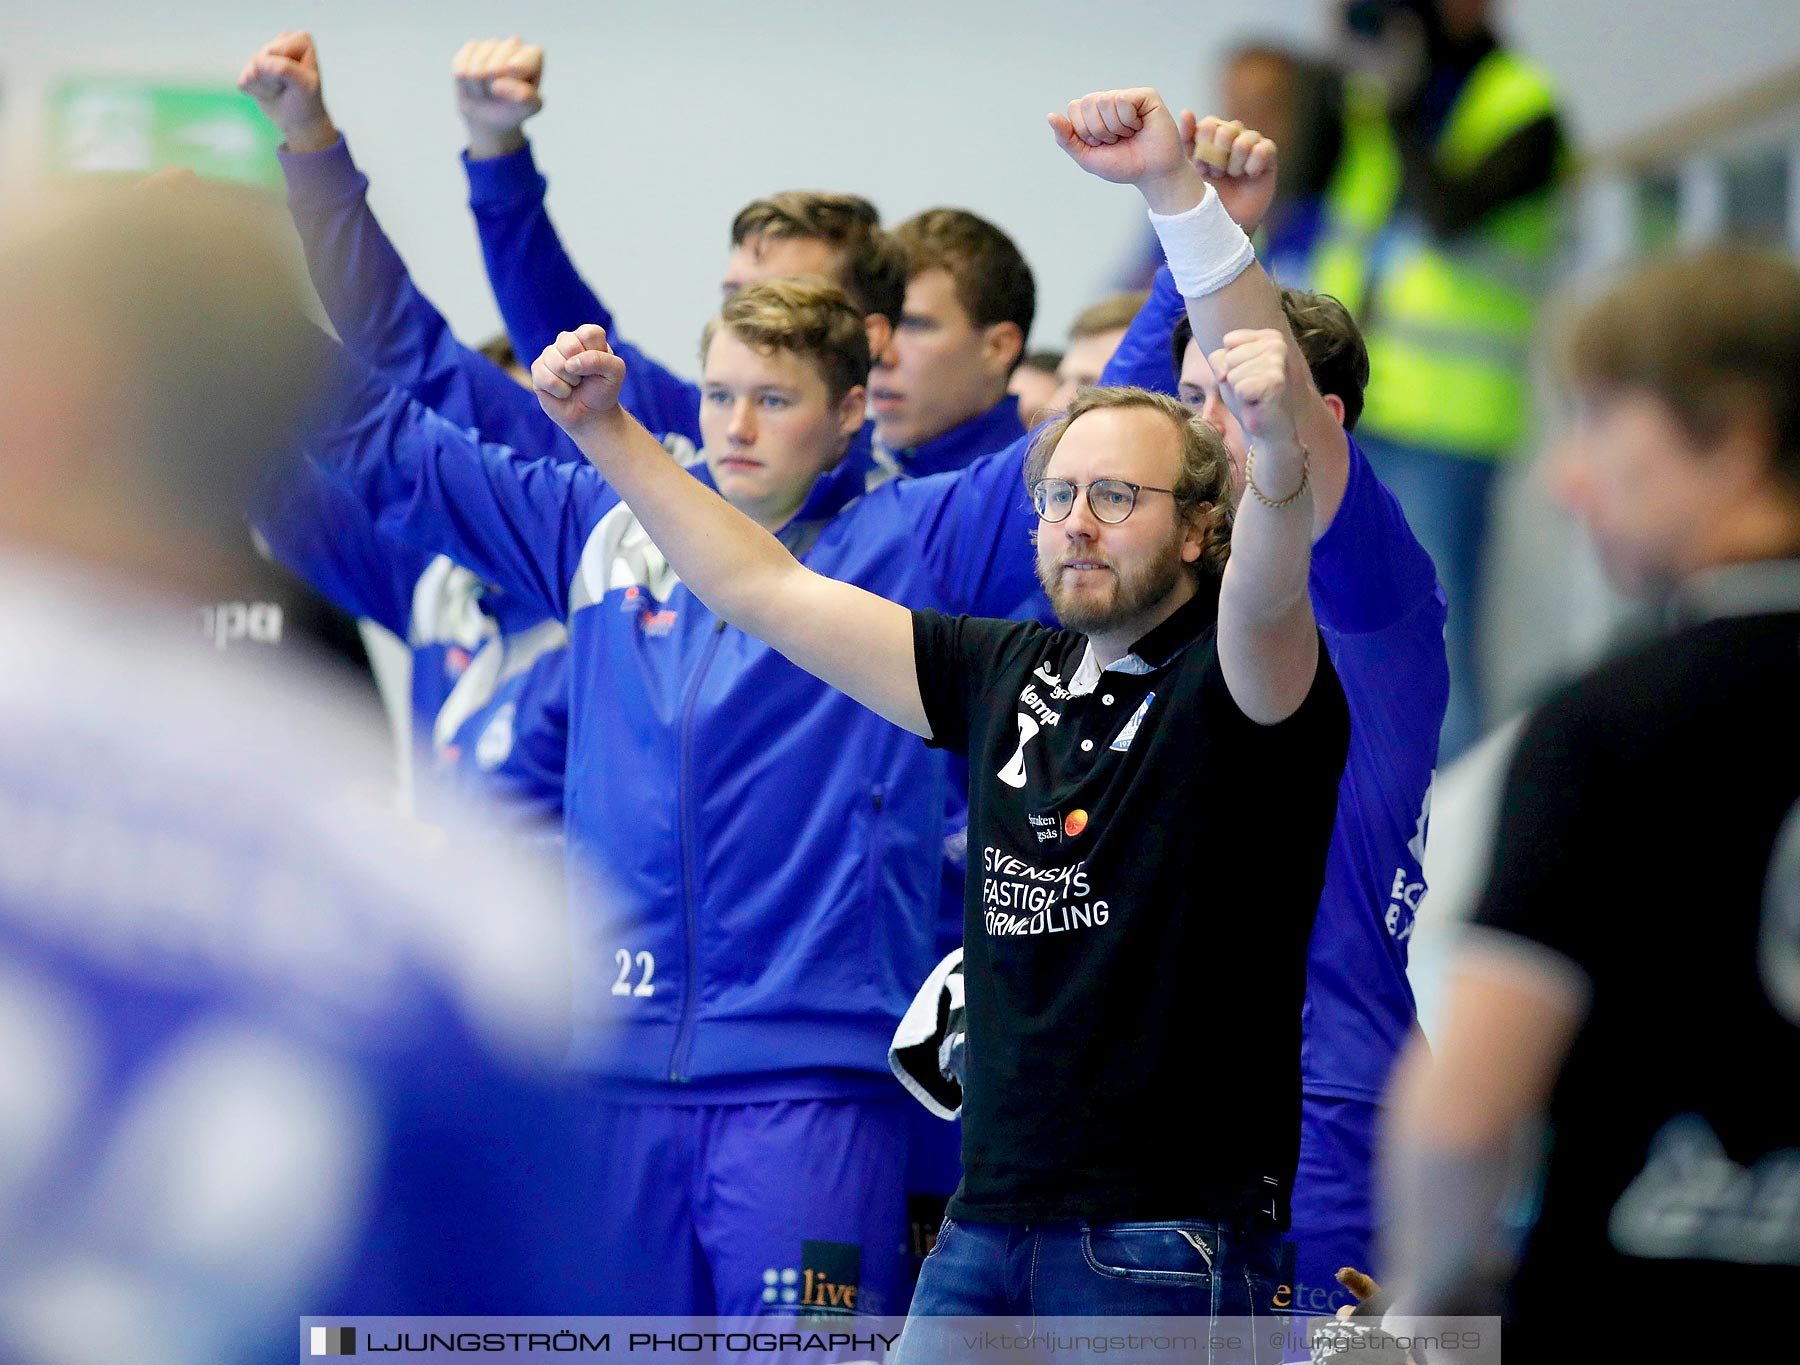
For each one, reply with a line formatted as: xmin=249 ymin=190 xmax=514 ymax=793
xmin=668 ymin=618 xmax=729 ymax=1080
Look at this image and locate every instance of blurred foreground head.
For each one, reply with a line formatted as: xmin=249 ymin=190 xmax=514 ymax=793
xmin=1551 ymin=247 xmax=1800 ymax=594
xmin=0 ymin=179 xmax=322 ymax=593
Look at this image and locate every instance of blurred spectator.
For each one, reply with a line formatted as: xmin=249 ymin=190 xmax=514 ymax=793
xmin=0 ymin=181 xmax=596 ymax=1363
xmin=1219 ymin=43 xmax=1350 ymax=289
xmin=1008 ymin=348 xmax=1063 ymax=428
xmin=1382 ymin=248 xmax=1800 ymax=1353
xmin=1330 ymin=0 xmax=1568 ymax=760
xmin=1048 ymin=289 xmax=1149 ymax=412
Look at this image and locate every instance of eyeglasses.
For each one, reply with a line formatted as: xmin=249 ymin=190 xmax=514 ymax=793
xmin=1030 ymin=478 xmax=1178 ymax=525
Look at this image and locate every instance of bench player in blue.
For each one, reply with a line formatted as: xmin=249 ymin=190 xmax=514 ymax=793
xmin=242 ymin=32 xmax=576 ymax=829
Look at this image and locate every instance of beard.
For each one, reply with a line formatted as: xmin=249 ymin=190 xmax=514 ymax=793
xmin=1036 ymin=529 xmax=1188 ymax=635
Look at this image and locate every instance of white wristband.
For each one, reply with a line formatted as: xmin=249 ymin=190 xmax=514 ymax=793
xmin=1148 ymin=185 xmax=1256 ymax=298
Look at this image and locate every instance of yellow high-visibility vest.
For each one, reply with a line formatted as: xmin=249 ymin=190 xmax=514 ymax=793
xmin=1307 ymin=53 xmax=1562 ymax=459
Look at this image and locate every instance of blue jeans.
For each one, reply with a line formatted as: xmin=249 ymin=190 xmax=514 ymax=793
xmin=898 ymin=1214 xmax=1284 ymax=1363
xmin=1357 ymin=432 xmax=1499 ymax=764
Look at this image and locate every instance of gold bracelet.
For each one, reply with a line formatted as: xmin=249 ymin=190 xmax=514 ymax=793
xmin=1245 ymin=442 xmax=1310 ymax=509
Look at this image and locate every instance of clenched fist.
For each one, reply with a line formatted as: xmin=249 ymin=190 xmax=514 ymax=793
xmin=1050 ymin=88 xmax=1280 ymax=228
xmin=533 ymin=324 xmax=628 ymax=436
xmin=1208 ymin=328 xmax=1303 ymax=453
xmin=1187 ymin=116 xmax=1279 ymax=235
xmin=238 ymin=31 xmax=337 ymax=155
xmin=455 ymin=36 xmax=544 ymax=159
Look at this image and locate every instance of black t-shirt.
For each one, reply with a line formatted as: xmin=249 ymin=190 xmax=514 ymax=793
xmin=1472 ymin=573 xmax=1800 ymax=1325
xmin=912 ymin=583 xmax=1350 ymax=1224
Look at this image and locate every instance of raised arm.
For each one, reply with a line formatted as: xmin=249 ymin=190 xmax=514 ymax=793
xmin=1100 ymin=119 xmax=1281 ymax=395
xmin=304 ymin=341 xmax=607 ymax=622
xmin=533 ymin=325 xmax=930 ymax=737
xmin=1052 ymin=88 xmax=1323 ymax=724
xmin=1053 ymin=90 xmax=1353 ymax=537
xmin=239 ymin=31 xmax=575 ymax=459
xmin=455 ymin=39 xmax=704 ymax=447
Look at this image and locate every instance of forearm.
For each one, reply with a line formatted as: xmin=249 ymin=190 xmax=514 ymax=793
xmin=1381 ymin=1042 xmax=1523 ymax=1316
xmin=466 ymin=143 xmax=615 ymax=365
xmin=1222 ymin=438 xmax=1314 ymax=622
xmin=565 ymin=409 xmax=800 ymax=629
xmin=1148 ymin=178 xmax=1350 ymax=534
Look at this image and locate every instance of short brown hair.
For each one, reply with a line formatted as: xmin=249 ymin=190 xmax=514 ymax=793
xmin=699 ymin=277 xmax=871 ymax=404
xmin=892 ymin=208 xmax=1035 ymax=365
xmin=1070 ymin=290 xmax=1149 ymax=342
xmin=1561 ymin=247 xmax=1800 ymax=487
xmin=1024 ymin=386 xmax=1233 ymax=577
xmin=478 ymin=332 xmax=519 ymax=371
xmin=731 ymin=191 xmax=907 ymax=324
xmin=1171 ymin=285 xmax=1369 ymax=430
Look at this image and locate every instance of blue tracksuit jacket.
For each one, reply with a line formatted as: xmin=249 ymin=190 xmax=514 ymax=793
xmin=260 ymin=137 xmax=580 ymax=827
xmin=307 ymin=354 xmax=1045 ymax=1086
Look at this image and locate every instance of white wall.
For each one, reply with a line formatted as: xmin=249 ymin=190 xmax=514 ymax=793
xmin=5 ymin=1 xmax=1798 ymax=365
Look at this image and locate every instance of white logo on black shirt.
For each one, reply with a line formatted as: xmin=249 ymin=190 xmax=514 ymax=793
xmin=1109 ymin=691 xmax=1155 ymax=752
xmin=997 ymin=714 xmax=1039 ymax=789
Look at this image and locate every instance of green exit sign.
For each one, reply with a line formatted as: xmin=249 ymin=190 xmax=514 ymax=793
xmin=48 ymin=78 xmax=282 ymax=188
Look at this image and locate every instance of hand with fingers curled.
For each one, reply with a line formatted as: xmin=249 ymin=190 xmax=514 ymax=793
xmin=1210 ymin=328 xmax=1302 ymax=450
xmin=1047 ymin=87 xmax=1279 ymax=239
xmin=533 ymin=324 xmax=629 ymax=437
xmin=1185 ymin=115 xmax=1280 ymax=236
xmin=1045 ymin=88 xmax=1198 ymax=205
xmin=454 ymin=36 xmax=545 ymax=158
xmin=238 ymin=30 xmax=338 ymax=155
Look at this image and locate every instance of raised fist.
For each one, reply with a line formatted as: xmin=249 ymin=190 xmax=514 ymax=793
xmin=533 ymin=324 xmax=628 ymax=435
xmin=1187 ymin=116 xmax=1279 ymax=235
xmin=1048 ymin=88 xmax=1186 ymax=186
xmin=238 ymin=31 xmax=337 ymax=155
xmin=1209 ymin=328 xmax=1302 ymax=451
xmin=454 ymin=37 xmax=544 ymax=158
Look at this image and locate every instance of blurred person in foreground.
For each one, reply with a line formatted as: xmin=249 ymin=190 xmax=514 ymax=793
xmin=1382 ymin=249 xmax=1800 ymax=1356
xmin=0 ymin=182 xmax=594 ymax=1364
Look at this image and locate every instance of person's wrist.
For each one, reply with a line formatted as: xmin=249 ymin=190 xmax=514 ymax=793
xmin=282 ymin=115 xmax=340 ymax=156
xmin=1137 ymin=162 xmax=1209 ymax=217
xmin=466 ymin=125 xmax=527 ymax=161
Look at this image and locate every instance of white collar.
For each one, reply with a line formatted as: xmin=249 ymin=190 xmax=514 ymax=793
xmin=1066 ymin=641 xmax=1156 ymax=697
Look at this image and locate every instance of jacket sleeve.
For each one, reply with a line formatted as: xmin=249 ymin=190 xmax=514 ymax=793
xmin=302 ymin=344 xmax=613 ymax=622
xmin=1098 ymin=264 xmax=1184 ymax=396
xmin=279 ymin=136 xmax=589 ymax=466
xmin=463 ymin=141 xmax=705 ymax=448
xmin=251 ymin=453 xmax=429 ymax=640
xmin=895 ymin=433 xmax=1046 ymax=619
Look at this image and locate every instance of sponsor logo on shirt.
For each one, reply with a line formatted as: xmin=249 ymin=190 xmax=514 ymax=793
xmin=199 ymin=601 xmax=284 ymax=651
xmin=1108 ymin=692 xmax=1154 ymax=752
xmin=1018 ymin=685 xmax=1062 ymax=728
xmin=1033 ymin=661 xmax=1072 ymax=701
xmin=980 ymin=849 xmax=1109 ymax=937
xmin=619 ymin=585 xmax=679 ymax=637
xmin=1028 ymin=813 xmax=1061 ymax=844
xmin=1063 ymin=809 xmax=1089 ymax=838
